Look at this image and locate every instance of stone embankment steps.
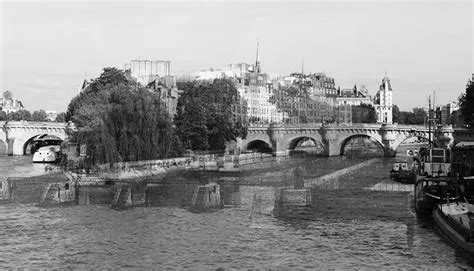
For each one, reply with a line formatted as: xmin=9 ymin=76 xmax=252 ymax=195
xmin=304 ymin=158 xmax=380 ymax=188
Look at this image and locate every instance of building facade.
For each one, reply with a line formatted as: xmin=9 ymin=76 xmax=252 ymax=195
xmin=145 ymin=76 xmax=181 ymax=118
xmin=336 ymin=86 xmax=373 ymax=107
xmin=374 ymin=75 xmax=393 ymax=124
xmin=436 ymin=102 xmax=460 ymax=126
xmin=124 ymin=60 xmax=171 ymax=86
xmin=0 ymin=91 xmax=24 ymax=113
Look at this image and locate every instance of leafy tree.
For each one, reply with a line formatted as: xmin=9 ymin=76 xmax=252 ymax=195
xmin=459 ymin=79 xmax=474 ymax=127
xmin=31 ymin=110 xmax=48 ymax=122
xmin=396 ymin=108 xmax=427 ymax=125
xmin=392 ymin=104 xmax=401 ymax=123
xmin=413 ymin=108 xmax=427 ymax=125
xmin=448 ymin=110 xmax=463 ymax=127
xmin=352 ymin=104 xmax=376 ymax=123
xmin=8 ymin=109 xmax=31 ymax=121
xmin=66 ymin=67 xmax=179 ymax=168
xmin=55 ymin=112 xmax=66 ymax=122
xmin=175 ymin=79 xmax=248 ymax=151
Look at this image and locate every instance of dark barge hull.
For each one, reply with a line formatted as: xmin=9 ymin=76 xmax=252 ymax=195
xmin=415 ymin=195 xmax=439 ymax=216
xmin=433 ymin=209 xmax=474 ymax=255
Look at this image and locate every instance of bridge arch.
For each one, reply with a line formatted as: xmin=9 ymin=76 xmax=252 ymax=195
xmin=340 ymin=134 xmax=385 ymax=157
xmin=245 ymin=139 xmax=273 ymax=153
xmin=288 ymin=136 xmax=325 ymax=155
xmin=23 ymin=134 xmax=44 ymax=155
xmin=20 ymin=133 xmax=66 ymax=155
xmin=392 ymin=133 xmax=433 ymax=153
xmin=2 ymin=122 xmax=69 ymax=155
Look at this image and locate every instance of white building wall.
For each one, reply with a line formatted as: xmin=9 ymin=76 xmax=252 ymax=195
xmin=239 ymin=85 xmax=283 ymax=123
xmin=375 ymin=76 xmax=393 ymax=124
xmin=127 ymin=60 xmax=172 ymax=85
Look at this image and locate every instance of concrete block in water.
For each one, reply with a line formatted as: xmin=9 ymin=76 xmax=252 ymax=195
xmin=111 ymin=184 xmax=132 ymax=208
xmin=275 ymin=188 xmax=312 ymax=207
xmin=41 ymin=182 xmax=75 ymax=204
xmin=77 ymin=186 xmax=114 ymax=205
xmin=190 ymin=183 xmax=223 ymax=210
xmin=0 ymin=180 xmax=11 ymax=201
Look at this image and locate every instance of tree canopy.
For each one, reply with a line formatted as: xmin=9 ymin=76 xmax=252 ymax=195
xmin=55 ymin=112 xmax=66 ymax=122
xmin=391 ymin=104 xmax=427 ymax=125
xmin=66 ymin=67 xmax=181 ymax=167
xmin=352 ymin=104 xmax=377 ymax=123
xmin=392 ymin=105 xmax=401 ymax=123
xmin=31 ymin=110 xmax=48 ymax=122
xmin=459 ymin=79 xmax=474 ymax=127
xmin=6 ymin=109 xmax=32 ymax=121
xmin=174 ymin=79 xmax=248 ymax=151
xmin=0 ymin=109 xmax=65 ymax=122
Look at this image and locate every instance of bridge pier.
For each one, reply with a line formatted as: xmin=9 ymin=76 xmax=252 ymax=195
xmin=322 ymin=129 xmax=340 ymax=157
xmin=381 ymin=124 xmax=398 ymax=157
xmin=6 ymin=138 xmax=15 ymax=156
xmin=12 ymin=137 xmax=28 ymax=156
xmin=273 ymin=138 xmax=288 ymax=156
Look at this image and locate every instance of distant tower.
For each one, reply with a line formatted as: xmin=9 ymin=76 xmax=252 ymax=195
xmin=255 ymin=39 xmax=261 ymax=74
xmin=375 ymin=74 xmax=393 ymax=124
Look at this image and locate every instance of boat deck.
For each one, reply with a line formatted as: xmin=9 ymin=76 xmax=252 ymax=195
xmin=434 ymin=203 xmax=474 ymax=254
xmin=442 ymin=203 xmax=473 ymax=229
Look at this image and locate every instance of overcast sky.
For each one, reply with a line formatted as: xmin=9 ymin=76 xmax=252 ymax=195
xmin=1 ymin=0 xmax=472 ymax=112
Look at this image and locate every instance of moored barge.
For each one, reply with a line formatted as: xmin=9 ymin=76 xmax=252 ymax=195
xmin=433 ymin=202 xmax=474 ymax=255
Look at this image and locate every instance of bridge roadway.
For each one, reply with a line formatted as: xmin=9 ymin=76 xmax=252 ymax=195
xmin=0 ymin=121 xmax=473 ymax=157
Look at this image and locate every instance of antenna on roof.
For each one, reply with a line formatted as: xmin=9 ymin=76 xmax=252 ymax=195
xmin=301 ymin=57 xmax=304 ymax=74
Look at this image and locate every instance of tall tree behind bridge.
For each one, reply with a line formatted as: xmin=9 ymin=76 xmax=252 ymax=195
xmin=392 ymin=105 xmax=401 ymax=123
xmin=65 ymin=67 xmax=180 ymax=167
xmin=175 ymin=79 xmax=248 ymax=151
xmin=31 ymin=110 xmax=48 ymax=122
xmin=459 ymin=79 xmax=474 ymax=127
xmin=352 ymin=104 xmax=377 ymax=123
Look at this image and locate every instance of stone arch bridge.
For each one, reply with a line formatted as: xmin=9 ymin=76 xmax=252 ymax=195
xmin=0 ymin=121 xmax=70 ymax=156
xmin=2 ymin=121 xmax=473 ymax=158
xmin=240 ymin=123 xmax=474 ymax=157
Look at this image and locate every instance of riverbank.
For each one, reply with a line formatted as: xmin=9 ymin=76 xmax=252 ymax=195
xmin=1 ymin=155 xmax=374 ymax=206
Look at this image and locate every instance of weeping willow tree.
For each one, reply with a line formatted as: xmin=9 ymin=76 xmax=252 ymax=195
xmin=65 ymin=67 xmax=182 ymax=169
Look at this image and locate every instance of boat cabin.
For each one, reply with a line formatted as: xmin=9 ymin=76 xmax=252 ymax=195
xmin=417 ymin=147 xmax=451 ymax=176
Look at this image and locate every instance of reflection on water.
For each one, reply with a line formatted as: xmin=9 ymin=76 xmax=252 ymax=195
xmin=0 ymin=155 xmax=57 ymax=179
xmin=1 ymin=155 xmax=473 ymax=268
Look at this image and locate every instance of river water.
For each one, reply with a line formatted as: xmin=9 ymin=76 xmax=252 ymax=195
xmin=1 ymin=153 xmax=473 ymax=269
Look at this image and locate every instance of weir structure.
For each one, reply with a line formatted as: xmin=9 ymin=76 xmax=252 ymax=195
xmin=240 ymin=123 xmax=474 ymax=157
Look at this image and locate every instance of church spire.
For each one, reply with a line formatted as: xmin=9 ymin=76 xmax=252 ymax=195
xmin=255 ymin=39 xmax=260 ymax=74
